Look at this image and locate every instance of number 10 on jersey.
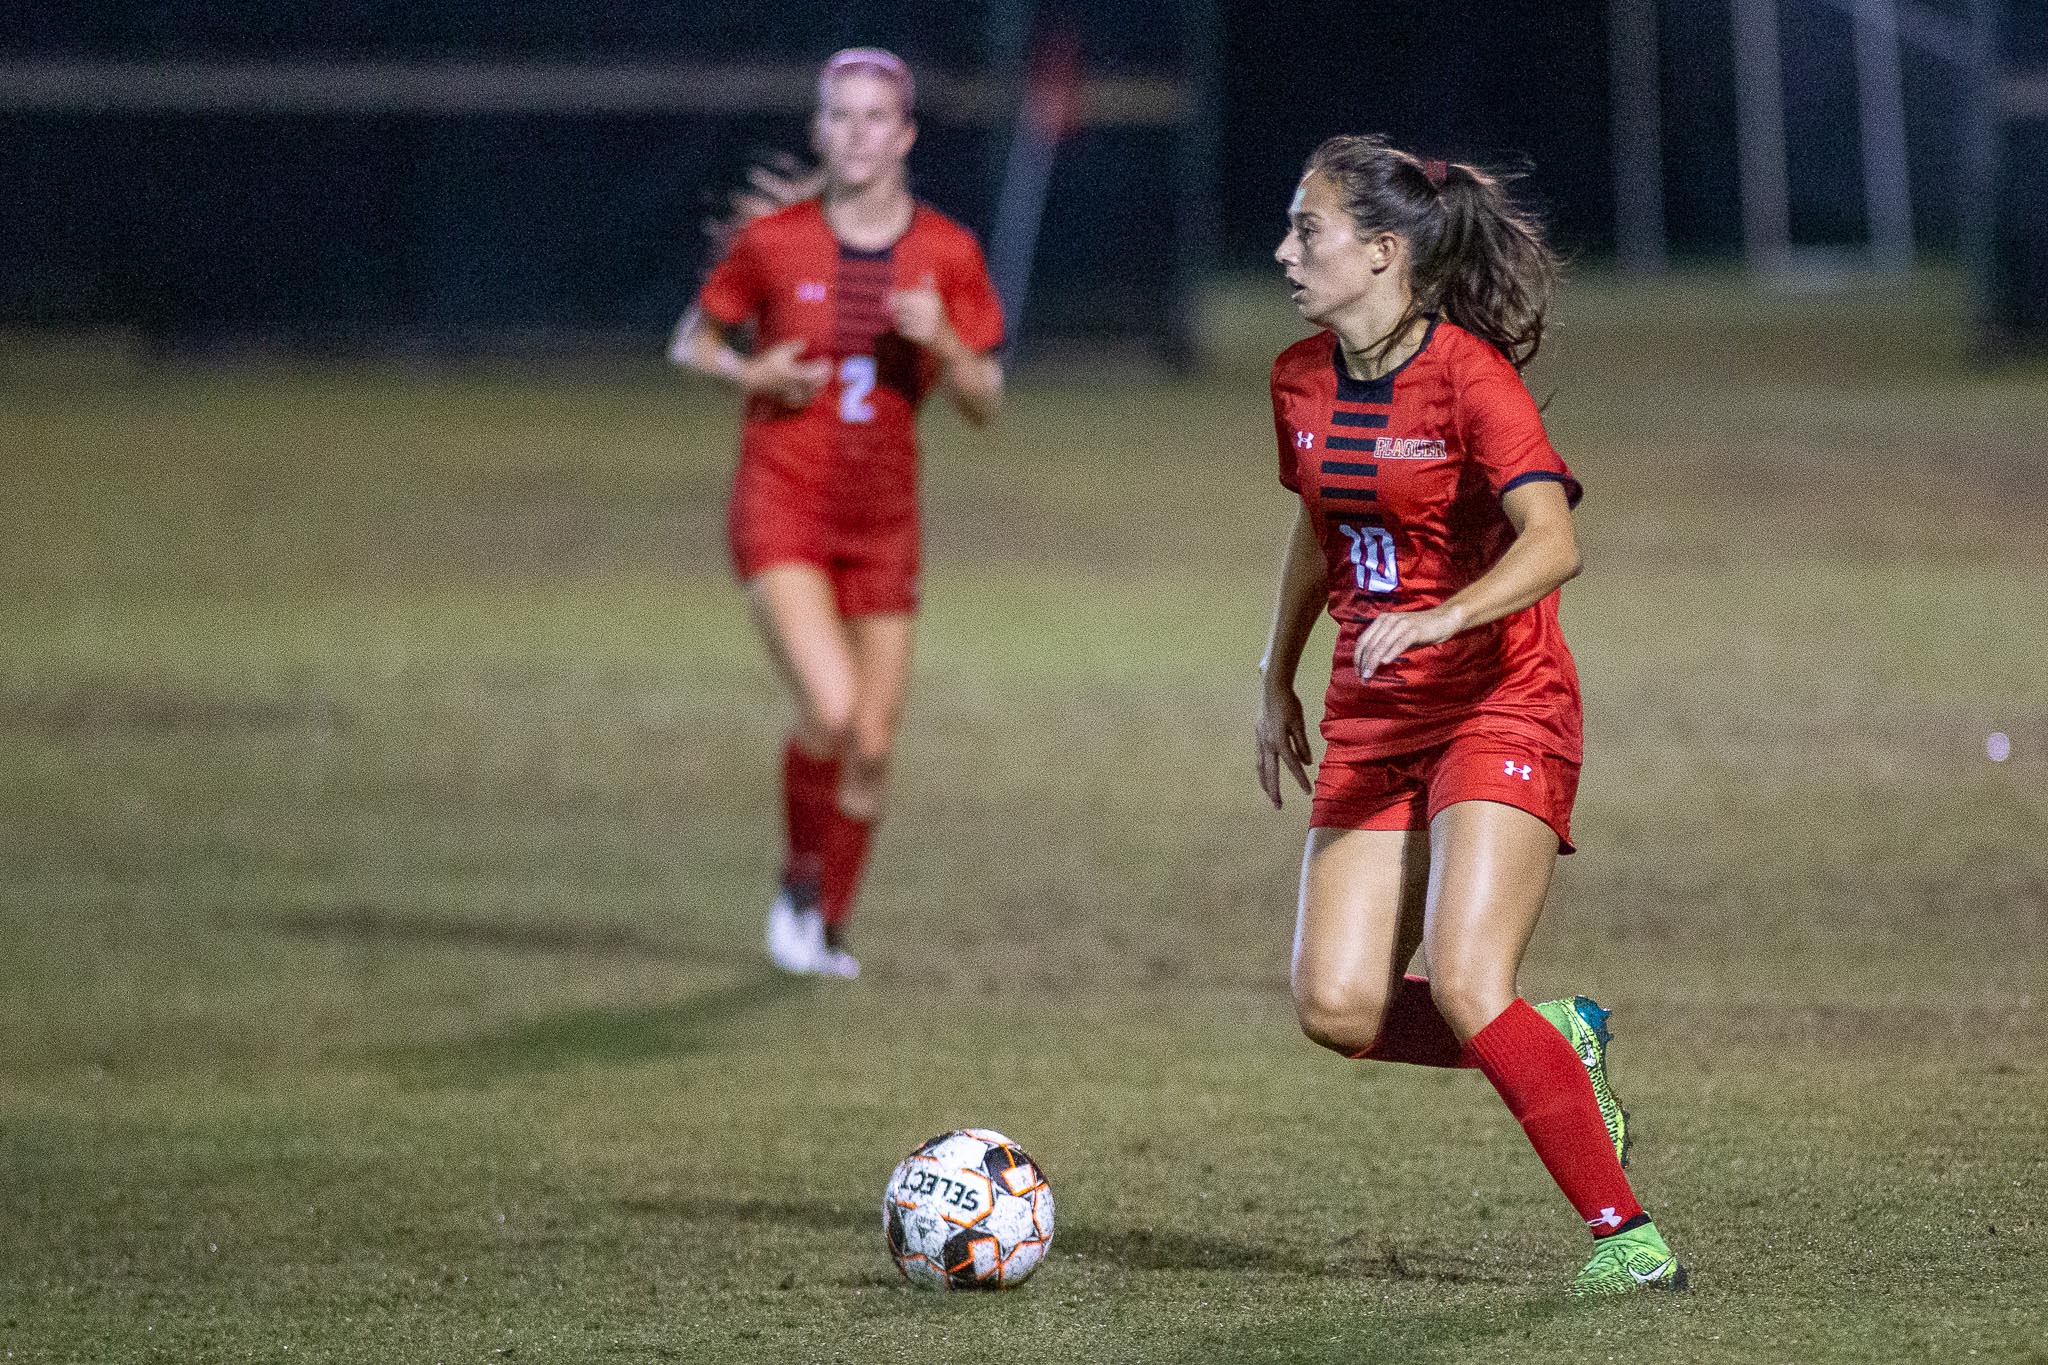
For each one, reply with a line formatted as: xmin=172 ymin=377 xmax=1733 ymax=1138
xmin=1338 ymin=523 xmax=1398 ymax=593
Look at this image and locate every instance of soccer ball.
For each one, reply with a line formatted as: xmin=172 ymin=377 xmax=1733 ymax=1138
xmin=882 ymin=1128 xmax=1054 ymax=1290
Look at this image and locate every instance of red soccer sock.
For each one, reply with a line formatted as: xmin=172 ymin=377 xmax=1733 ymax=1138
xmin=1346 ymin=975 xmax=1475 ymax=1069
xmin=1463 ymin=997 xmax=1645 ymax=1237
xmin=780 ymin=741 xmax=840 ymax=900
xmin=818 ymin=804 xmax=875 ymax=943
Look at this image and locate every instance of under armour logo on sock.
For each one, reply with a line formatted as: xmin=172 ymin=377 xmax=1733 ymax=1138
xmin=1586 ymin=1207 xmax=1625 ymax=1230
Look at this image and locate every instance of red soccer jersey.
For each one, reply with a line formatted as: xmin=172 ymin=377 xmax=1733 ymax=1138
xmin=1270 ymin=319 xmax=1584 ymax=763
xmin=695 ymin=198 xmax=1004 ymax=523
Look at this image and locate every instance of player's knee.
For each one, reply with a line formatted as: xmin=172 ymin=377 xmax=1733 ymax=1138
xmin=1426 ymin=964 xmax=1511 ymax=1039
xmin=837 ymin=750 xmax=891 ymax=822
xmin=847 ymin=720 xmax=897 ymax=771
xmin=797 ymin=700 xmax=856 ymax=757
xmin=845 ymin=746 xmax=891 ymax=790
xmin=1292 ymin=976 xmax=1390 ymax=1055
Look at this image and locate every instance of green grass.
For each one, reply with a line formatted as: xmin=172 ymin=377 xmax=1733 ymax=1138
xmin=3 ymin=272 xmax=2046 ymax=1362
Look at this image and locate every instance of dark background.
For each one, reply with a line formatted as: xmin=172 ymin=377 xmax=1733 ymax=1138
xmin=0 ymin=0 xmax=2031 ymax=347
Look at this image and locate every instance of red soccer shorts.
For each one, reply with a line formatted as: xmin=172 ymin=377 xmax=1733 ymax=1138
xmin=1310 ymin=727 xmax=1580 ymax=853
xmin=728 ymin=489 xmax=920 ymax=618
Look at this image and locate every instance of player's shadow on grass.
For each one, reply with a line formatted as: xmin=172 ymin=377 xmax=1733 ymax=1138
xmin=1178 ymin=1284 xmax=1588 ymax=1364
xmin=621 ymin=1194 xmax=905 ymax=1288
xmin=1171 ymin=1296 xmax=1581 ymax=1365
xmin=1060 ymin=1225 xmax=1500 ymax=1284
xmin=269 ymin=904 xmax=755 ymax=967
xmin=623 ymin=1194 xmax=873 ymax=1231
xmin=381 ymin=975 xmax=806 ymax=1084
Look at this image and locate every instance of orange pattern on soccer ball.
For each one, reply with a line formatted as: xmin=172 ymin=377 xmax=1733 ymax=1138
xmin=885 ymin=1128 xmax=1053 ymax=1291
xmin=946 ymin=1235 xmax=999 ymax=1278
xmin=939 ymin=1170 xmax=996 ymax=1229
xmin=985 ymin=1144 xmax=1047 ymax=1197
xmin=1000 ymin=1237 xmax=1046 ymax=1280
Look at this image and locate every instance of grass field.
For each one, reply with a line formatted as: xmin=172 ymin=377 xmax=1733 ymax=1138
xmin=3 ymin=273 xmax=2045 ymax=1363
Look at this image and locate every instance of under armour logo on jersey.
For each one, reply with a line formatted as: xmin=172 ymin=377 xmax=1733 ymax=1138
xmin=1294 ymin=430 xmax=1314 ymax=449
xmin=1504 ymin=761 xmax=1532 ymax=780
xmin=1587 ymin=1207 xmax=1625 ymax=1231
xmin=795 ymin=281 xmax=828 ymax=302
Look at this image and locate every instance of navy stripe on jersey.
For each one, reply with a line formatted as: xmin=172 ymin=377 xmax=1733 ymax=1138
xmin=1331 ymin=410 xmax=1390 ymax=428
xmin=1321 ymin=486 xmax=1377 ymax=502
xmin=835 ymin=247 xmax=895 ymax=352
xmin=1329 ymin=317 xmax=1439 ymax=403
xmin=1323 ymin=509 xmax=1384 ymax=524
xmin=1325 ymin=435 xmax=1379 ymax=451
xmin=1500 ymin=469 xmax=1585 ymax=508
xmin=1319 ymin=461 xmax=1378 ymax=477
xmin=1334 ymin=369 xmax=1394 ymax=405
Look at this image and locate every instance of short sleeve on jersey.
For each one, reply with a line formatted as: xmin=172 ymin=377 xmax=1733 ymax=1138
xmin=1459 ymin=351 xmax=1582 ymax=508
xmin=696 ymin=229 xmax=765 ymax=327
xmin=943 ymin=237 xmax=1005 ymax=355
xmin=1270 ymin=364 xmax=1301 ymax=492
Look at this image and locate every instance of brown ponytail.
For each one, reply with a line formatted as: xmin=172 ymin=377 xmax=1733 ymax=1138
xmin=1303 ymin=135 xmax=1558 ymax=371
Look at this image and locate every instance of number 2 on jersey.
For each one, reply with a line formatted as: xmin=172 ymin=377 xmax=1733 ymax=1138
xmin=838 ymin=356 xmax=877 ymax=424
xmin=1338 ymin=524 xmax=1398 ymax=593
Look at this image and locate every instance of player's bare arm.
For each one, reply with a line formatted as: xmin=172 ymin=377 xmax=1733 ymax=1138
xmin=1254 ymin=503 xmax=1326 ymax=808
xmin=1353 ymin=479 xmax=1581 ymax=681
xmin=671 ymin=307 xmax=830 ymax=410
xmin=887 ymin=273 xmax=1004 ymax=425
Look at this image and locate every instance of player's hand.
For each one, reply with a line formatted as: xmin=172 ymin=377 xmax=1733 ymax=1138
xmin=887 ymin=274 xmax=959 ymax=355
xmin=742 ymin=339 xmax=830 ymax=409
xmin=1254 ymin=682 xmax=1315 ymax=810
xmin=1353 ymin=605 xmax=1465 ymax=681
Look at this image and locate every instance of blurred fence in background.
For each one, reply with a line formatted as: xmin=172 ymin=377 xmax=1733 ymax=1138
xmin=0 ymin=2 xmax=1218 ymax=360
xmin=3 ymin=0 xmax=2044 ymax=357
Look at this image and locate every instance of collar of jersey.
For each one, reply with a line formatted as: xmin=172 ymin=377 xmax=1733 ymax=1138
xmin=1331 ymin=314 xmax=1440 ymax=402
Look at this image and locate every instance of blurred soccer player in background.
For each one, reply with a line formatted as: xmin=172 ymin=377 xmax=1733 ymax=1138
xmin=1252 ymin=135 xmax=1687 ymax=1295
xmin=672 ymin=49 xmax=1005 ymax=977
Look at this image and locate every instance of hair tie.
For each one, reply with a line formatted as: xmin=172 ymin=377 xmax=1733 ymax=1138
xmin=1422 ymin=159 xmax=1449 ymax=190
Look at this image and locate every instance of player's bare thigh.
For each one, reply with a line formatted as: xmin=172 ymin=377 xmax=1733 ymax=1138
xmin=1291 ymin=826 xmax=1430 ymax=1054
xmin=1421 ymin=798 xmax=1560 ymax=1041
xmin=745 ymin=563 xmax=858 ymax=754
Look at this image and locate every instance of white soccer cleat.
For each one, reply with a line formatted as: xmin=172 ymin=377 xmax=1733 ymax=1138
xmin=818 ymin=948 xmax=861 ymax=979
xmin=765 ymin=891 xmax=827 ymax=974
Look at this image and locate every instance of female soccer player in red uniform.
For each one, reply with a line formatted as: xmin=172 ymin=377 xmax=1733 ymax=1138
xmin=1253 ymin=135 xmax=1686 ymax=1295
xmin=672 ymin=49 xmax=1004 ymax=978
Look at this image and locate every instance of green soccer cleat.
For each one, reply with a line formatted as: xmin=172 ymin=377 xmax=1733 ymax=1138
xmin=1535 ymin=995 xmax=1630 ymax=1169
xmin=1570 ymin=1221 xmax=1688 ymax=1296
